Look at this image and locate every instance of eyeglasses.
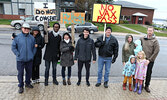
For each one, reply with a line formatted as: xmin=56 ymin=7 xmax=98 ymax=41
xmin=23 ymin=28 xmax=30 ymax=30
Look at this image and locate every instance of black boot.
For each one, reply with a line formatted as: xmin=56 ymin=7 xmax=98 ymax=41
xmin=44 ymin=79 xmax=48 ymax=86
xmin=63 ymin=80 xmax=66 ymax=86
xmin=145 ymin=86 xmax=151 ymax=93
xmin=104 ymin=81 xmax=108 ymax=88
xmin=18 ymin=87 xmax=24 ymax=94
xmin=86 ymin=81 xmax=90 ymax=86
xmin=77 ymin=81 xmax=81 ymax=86
xmin=25 ymin=84 xmax=34 ymax=88
xmin=67 ymin=78 xmax=71 ymax=85
xmin=95 ymin=83 xmax=101 ymax=87
xmin=53 ymin=79 xmax=59 ymax=85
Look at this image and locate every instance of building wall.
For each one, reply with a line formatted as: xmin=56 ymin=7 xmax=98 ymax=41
xmin=0 ymin=0 xmax=55 ymax=19
xmin=121 ymin=7 xmax=154 ymax=24
xmin=4 ymin=3 xmax=12 ymax=15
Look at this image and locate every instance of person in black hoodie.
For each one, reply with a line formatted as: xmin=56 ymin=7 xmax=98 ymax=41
xmin=95 ymin=27 xmax=119 ymax=88
xmin=74 ymin=28 xmax=96 ymax=86
xmin=31 ymin=27 xmax=44 ymax=84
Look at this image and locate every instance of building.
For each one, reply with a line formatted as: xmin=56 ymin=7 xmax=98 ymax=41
xmin=0 ymin=0 xmax=55 ymax=20
xmin=0 ymin=0 xmax=76 ymax=20
xmin=113 ymin=1 xmax=155 ymax=25
xmin=0 ymin=0 xmax=155 ymax=25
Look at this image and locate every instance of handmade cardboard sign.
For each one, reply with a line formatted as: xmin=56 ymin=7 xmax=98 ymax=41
xmin=92 ymin=4 xmax=121 ymax=24
xmin=34 ymin=2 xmax=56 ymax=21
xmin=60 ymin=12 xmax=85 ymax=24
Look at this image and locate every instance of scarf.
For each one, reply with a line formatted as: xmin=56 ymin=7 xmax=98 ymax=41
xmin=64 ymin=39 xmax=70 ymax=43
xmin=52 ymin=30 xmax=59 ymax=37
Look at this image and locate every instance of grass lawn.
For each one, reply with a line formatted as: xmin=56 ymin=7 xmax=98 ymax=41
xmin=122 ymin=24 xmax=147 ymax=33
xmin=0 ymin=19 xmax=12 ymax=25
xmin=122 ymin=24 xmax=167 ymax=37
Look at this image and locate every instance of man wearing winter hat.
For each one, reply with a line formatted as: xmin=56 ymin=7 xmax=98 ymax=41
xmin=11 ymin=23 xmax=36 ymax=94
xmin=95 ymin=27 xmax=119 ymax=88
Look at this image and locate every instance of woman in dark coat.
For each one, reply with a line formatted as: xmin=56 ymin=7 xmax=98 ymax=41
xmin=31 ymin=27 xmax=44 ymax=83
xmin=60 ymin=32 xmax=74 ymax=85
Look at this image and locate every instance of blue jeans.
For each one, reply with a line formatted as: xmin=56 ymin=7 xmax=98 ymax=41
xmin=97 ymin=56 xmax=112 ymax=83
xmin=45 ymin=60 xmax=58 ymax=80
xmin=62 ymin=66 xmax=71 ymax=80
xmin=17 ymin=60 xmax=33 ymax=87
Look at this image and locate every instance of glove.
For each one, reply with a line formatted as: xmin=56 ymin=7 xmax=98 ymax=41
xmin=101 ymin=41 xmax=105 ymax=46
xmin=112 ymin=58 xmax=116 ymax=64
xmin=43 ymin=30 xmax=47 ymax=35
xmin=12 ymin=33 xmax=17 ymax=38
xmin=69 ymin=46 xmax=74 ymax=51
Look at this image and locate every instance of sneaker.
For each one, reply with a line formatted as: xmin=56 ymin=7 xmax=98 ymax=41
xmin=32 ymin=80 xmax=36 ymax=84
xmin=86 ymin=81 xmax=90 ymax=86
xmin=53 ymin=79 xmax=59 ymax=85
xmin=104 ymin=82 xmax=108 ymax=88
xmin=63 ymin=80 xmax=66 ymax=86
xmin=36 ymin=79 xmax=40 ymax=84
xmin=25 ymin=84 xmax=34 ymax=88
xmin=44 ymin=79 xmax=48 ymax=86
xmin=95 ymin=83 xmax=101 ymax=87
xmin=18 ymin=87 xmax=24 ymax=94
xmin=77 ymin=81 xmax=80 ymax=86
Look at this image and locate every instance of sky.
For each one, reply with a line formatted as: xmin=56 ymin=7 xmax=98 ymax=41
xmin=115 ymin=0 xmax=167 ymax=19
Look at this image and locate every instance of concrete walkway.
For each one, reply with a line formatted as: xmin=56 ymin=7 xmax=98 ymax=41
xmin=0 ymin=76 xmax=167 ymax=100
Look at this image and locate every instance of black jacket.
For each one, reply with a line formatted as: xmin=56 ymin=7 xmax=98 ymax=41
xmin=95 ymin=35 xmax=119 ymax=61
xmin=43 ymin=31 xmax=61 ymax=61
xmin=33 ymin=33 xmax=45 ymax=65
xmin=74 ymin=35 xmax=96 ymax=62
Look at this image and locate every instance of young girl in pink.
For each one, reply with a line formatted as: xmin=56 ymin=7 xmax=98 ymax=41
xmin=134 ymin=51 xmax=149 ymax=94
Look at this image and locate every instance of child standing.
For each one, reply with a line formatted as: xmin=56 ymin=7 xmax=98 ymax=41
xmin=134 ymin=51 xmax=149 ymax=94
xmin=134 ymin=40 xmax=142 ymax=56
xmin=122 ymin=55 xmax=136 ymax=91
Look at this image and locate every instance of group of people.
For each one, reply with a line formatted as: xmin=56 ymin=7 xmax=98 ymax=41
xmin=11 ymin=22 xmax=119 ymax=94
xmin=122 ymin=26 xmax=159 ymax=94
xmin=11 ymin=23 xmax=159 ymax=95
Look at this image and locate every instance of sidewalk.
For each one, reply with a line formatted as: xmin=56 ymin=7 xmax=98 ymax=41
xmin=0 ymin=76 xmax=167 ymax=100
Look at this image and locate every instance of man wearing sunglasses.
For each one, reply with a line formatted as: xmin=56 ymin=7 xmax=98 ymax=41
xmin=11 ymin=23 xmax=36 ymax=94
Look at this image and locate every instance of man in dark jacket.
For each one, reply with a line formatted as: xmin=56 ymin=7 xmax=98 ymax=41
xmin=11 ymin=23 xmax=36 ymax=94
xmin=95 ymin=27 xmax=119 ymax=88
xmin=74 ymin=28 xmax=96 ymax=86
xmin=43 ymin=23 xmax=61 ymax=86
xmin=140 ymin=26 xmax=160 ymax=93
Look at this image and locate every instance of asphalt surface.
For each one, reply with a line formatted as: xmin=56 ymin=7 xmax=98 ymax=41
xmin=0 ymin=27 xmax=167 ymax=78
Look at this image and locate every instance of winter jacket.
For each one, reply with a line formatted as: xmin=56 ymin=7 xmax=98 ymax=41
xmin=122 ymin=35 xmax=135 ymax=62
xmin=134 ymin=39 xmax=142 ymax=56
xmin=60 ymin=33 xmax=74 ymax=67
xmin=95 ymin=35 xmax=119 ymax=61
xmin=43 ymin=31 xmax=61 ymax=61
xmin=140 ymin=34 xmax=160 ymax=62
xmin=11 ymin=32 xmax=36 ymax=62
xmin=122 ymin=55 xmax=136 ymax=77
xmin=74 ymin=35 xmax=96 ymax=62
xmin=33 ymin=33 xmax=45 ymax=65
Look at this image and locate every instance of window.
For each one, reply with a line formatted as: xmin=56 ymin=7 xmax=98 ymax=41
xmin=18 ymin=9 xmax=25 ymax=15
xmin=85 ymin=23 xmax=91 ymax=26
xmin=120 ymin=15 xmax=131 ymax=21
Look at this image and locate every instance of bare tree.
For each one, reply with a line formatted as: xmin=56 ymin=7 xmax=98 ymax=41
xmin=75 ymin=0 xmax=96 ymax=21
